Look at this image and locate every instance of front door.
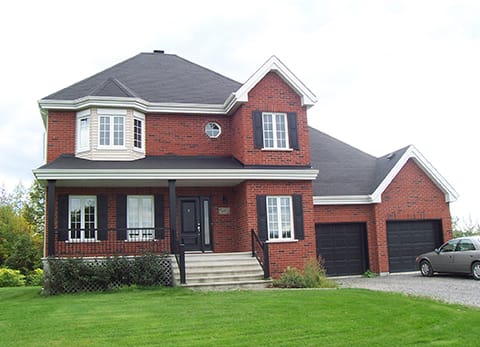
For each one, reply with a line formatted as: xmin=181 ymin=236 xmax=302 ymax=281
xmin=179 ymin=197 xmax=212 ymax=252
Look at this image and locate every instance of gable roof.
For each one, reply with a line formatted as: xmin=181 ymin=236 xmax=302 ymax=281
xmin=38 ymin=52 xmax=317 ymax=119
xmin=309 ymin=127 xmax=458 ymax=204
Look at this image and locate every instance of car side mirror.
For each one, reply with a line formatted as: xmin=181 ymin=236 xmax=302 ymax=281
xmin=434 ymin=248 xmax=440 ymax=254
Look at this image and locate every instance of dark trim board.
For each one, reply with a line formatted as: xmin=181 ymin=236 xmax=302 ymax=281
xmin=387 ymin=220 xmax=443 ymax=273
xmin=315 ymin=222 xmax=369 ymax=276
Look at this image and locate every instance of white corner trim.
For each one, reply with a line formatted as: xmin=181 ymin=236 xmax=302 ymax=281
xmin=371 ymin=145 xmax=458 ymax=203
xmin=233 ymin=56 xmax=317 ymax=108
xmin=313 ymin=195 xmax=375 ymax=205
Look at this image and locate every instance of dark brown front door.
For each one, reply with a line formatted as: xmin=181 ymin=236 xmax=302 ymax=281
xmin=179 ymin=197 xmax=212 ymax=252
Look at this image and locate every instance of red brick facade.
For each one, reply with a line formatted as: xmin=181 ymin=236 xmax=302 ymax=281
xmin=43 ymin=70 xmax=453 ymax=278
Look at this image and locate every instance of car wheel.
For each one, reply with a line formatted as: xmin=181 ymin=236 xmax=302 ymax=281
xmin=472 ymin=262 xmax=480 ymax=281
xmin=420 ymin=260 xmax=433 ymax=277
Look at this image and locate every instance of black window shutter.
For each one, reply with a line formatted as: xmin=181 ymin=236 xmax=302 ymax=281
xmin=293 ymin=194 xmax=304 ymax=240
xmin=287 ymin=112 xmax=299 ymax=150
xmin=97 ymin=195 xmax=108 ymax=241
xmin=116 ymin=194 xmax=127 ymax=240
xmin=256 ymin=195 xmax=268 ymax=241
xmin=57 ymin=194 xmax=69 ymax=241
xmin=253 ymin=110 xmax=264 ymax=149
xmin=154 ymin=195 xmax=165 ymax=239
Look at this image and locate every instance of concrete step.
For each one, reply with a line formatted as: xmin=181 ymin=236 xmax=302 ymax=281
xmin=170 ymin=252 xmax=269 ymax=290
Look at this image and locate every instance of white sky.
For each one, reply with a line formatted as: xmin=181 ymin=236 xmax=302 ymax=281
xmin=0 ymin=0 xmax=479 ymax=223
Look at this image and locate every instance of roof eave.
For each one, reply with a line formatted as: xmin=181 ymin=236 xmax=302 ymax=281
xmin=371 ymin=145 xmax=459 ymax=203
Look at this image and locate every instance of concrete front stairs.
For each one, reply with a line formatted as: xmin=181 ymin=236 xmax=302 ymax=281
xmin=172 ymin=252 xmax=271 ymax=290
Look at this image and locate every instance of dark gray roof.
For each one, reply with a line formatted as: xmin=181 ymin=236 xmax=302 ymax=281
xmin=43 ymin=52 xmax=242 ymax=104
xmin=309 ymin=127 xmax=407 ymax=196
xmin=38 ymin=155 xmax=245 ymax=170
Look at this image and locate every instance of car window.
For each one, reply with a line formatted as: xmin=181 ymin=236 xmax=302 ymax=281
xmin=439 ymin=240 xmax=458 ymax=252
xmin=456 ymin=240 xmax=476 ymax=251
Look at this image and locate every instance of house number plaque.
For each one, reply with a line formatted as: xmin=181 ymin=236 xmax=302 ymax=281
xmin=218 ymin=207 xmax=231 ymax=215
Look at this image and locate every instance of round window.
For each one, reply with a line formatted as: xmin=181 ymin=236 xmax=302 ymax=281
xmin=205 ymin=122 xmax=221 ymax=138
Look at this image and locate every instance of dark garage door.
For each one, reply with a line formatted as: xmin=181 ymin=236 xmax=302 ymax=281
xmin=387 ymin=220 xmax=443 ymax=273
xmin=316 ymin=223 xmax=368 ymax=276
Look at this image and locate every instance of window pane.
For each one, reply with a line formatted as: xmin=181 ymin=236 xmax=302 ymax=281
xmin=99 ymin=116 xmax=110 ymax=146
xmin=267 ymin=197 xmax=279 ymax=239
xmin=127 ymin=196 xmax=154 ymax=240
xmin=275 ymin=114 xmax=287 ymax=148
xmin=134 ymin=119 xmax=142 ymax=148
xmin=263 ymin=114 xmax=274 ymax=148
xmin=113 ymin=116 xmax=124 ymax=146
xmin=79 ymin=118 xmax=89 ymax=149
xmin=84 ymin=199 xmax=96 ymax=239
xmin=280 ymin=197 xmax=292 ymax=238
xmin=203 ymin=200 xmax=210 ymax=245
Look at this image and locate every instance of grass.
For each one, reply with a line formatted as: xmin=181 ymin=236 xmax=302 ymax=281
xmin=0 ymin=286 xmax=479 ymax=346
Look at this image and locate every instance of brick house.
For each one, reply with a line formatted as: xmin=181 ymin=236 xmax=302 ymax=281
xmin=34 ymin=51 xmax=457 ymax=284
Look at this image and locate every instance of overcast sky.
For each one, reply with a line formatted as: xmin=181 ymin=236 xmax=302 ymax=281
xmin=1 ymin=0 xmax=479 ymax=223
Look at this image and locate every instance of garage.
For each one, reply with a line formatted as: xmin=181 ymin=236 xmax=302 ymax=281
xmin=387 ymin=220 xmax=443 ymax=273
xmin=315 ymin=223 xmax=369 ymax=276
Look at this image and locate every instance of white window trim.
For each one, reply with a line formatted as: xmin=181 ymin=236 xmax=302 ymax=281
xmin=205 ymin=122 xmax=222 ymax=138
xmin=127 ymin=195 xmax=155 ymax=241
xmin=68 ymin=195 xmax=97 ymax=242
xmin=76 ymin=111 xmax=90 ymax=153
xmin=133 ymin=111 xmax=145 ymax=152
xmin=98 ymin=114 xmax=126 ymax=149
xmin=266 ymin=195 xmax=294 ymax=241
xmin=262 ymin=112 xmax=289 ymax=150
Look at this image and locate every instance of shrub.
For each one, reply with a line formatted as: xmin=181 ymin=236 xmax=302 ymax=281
xmin=25 ymin=268 xmax=43 ymax=286
xmin=0 ymin=268 xmax=25 ymax=287
xmin=273 ymin=267 xmax=306 ymax=288
xmin=43 ymin=254 xmax=172 ymax=295
xmin=273 ymin=257 xmax=337 ymax=289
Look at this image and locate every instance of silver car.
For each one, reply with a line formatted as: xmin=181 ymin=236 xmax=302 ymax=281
xmin=416 ymin=236 xmax=480 ymax=280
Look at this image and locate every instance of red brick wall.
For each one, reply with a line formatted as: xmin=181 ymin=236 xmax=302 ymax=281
xmin=145 ymin=114 xmax=232 ymax=156
xmin=313 ymin=159 xmax=452 ymax=273
xmin=231 ymin=72 xmax=311 ymax=166
xmin=46 ymin=111 xmax=75 ymax=163
xmin=234 ymin=180 xmax=316 ymax=278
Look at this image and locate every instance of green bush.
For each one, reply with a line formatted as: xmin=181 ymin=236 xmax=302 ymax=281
xmin=43 ymin=254 xmax=172 ymax=295
xmin=273 ymin=257 xmax=337 ymax=289
xmin=25 ymin=268 xmax=43 ymax=286
xmin=0 ymin=268 xmax=26 ymax=287
xmin=273 ymin=267 xmax=306 ymax=288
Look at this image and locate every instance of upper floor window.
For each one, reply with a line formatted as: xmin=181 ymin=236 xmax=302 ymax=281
xmin=76 ymin=110 xmax=90 ymax=152
xmin=263 ymin=112 xmax=288 ymax=149
xmin=253 ymin=110 xmax=299 ymax=150
xmin=134 ymin=118 xmax=143 ymax=149
xmin=99 ymin=115 xmax=125 ymax=147
xmin=205 ymin=122 xmax=221 ymax=138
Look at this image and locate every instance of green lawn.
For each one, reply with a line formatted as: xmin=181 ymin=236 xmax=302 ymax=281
xmin=0 ymin=286 xmax=478 ymax=346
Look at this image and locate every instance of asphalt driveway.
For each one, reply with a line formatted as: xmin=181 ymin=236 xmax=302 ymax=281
xmin=337 ymin=272 xmax=480 ymax=308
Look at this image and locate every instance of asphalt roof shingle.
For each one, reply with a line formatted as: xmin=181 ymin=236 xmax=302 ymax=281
xmin=43 ymin=52 xmax=242 ymax=104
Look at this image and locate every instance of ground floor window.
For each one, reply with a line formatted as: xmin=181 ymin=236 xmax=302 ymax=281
xmin=69 ymin=196 xmax=97 ymax=241
xmin=127 ymin=195 xmax=154 ymax=240
xmin=267 ymin=196 xmax=294 ymax=240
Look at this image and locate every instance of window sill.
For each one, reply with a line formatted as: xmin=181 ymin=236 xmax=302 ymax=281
xmin=266 ymin=239 xmax=299 ymax=244
xmin=261 ymin=148 xmax=293 ymax=152
xmin=65 ymin=240 xmax=99 ymax=243
xmin=125 ymin=239 xmax=155 ymax=242
xmin=97 ymin=146 xmax=127 ymax=150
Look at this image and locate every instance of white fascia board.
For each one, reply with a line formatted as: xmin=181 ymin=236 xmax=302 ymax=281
xmin=313 ymin=195 xmax=375 ymax=205
xmin=233 ymin=56 xmax=317 ymax=108
xmin=33 ymin=168 xmax=319 ymax=181
xmin=371 ymin=145 xmax=459 ymax=203
xmin=38 ymin=97 xmax=229 ymax=116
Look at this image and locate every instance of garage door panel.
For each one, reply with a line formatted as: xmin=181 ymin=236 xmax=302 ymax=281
xmin=316 ymin=223 xmax=368 ymax=276
xmin=387 ymin=220 xmax=443 ymax=273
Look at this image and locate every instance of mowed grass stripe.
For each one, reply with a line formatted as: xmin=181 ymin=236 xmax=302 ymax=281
xmin=0 ymin=286 xmax=478 ymax=346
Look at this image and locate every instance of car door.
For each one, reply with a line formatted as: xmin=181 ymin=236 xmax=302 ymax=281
xmin=453 ymin=239 xmax=477 ymax=273
xmin=433 ymin=239 xmax=458 ymax=272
